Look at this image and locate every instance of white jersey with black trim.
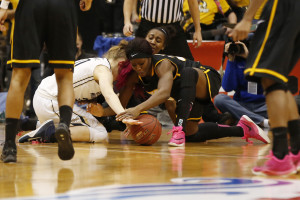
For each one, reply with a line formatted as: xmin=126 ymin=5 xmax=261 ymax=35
xmin=36 ymin=58 xmax=111 ymax=101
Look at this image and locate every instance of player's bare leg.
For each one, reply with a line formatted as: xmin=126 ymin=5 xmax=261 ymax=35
xmin=1 ymin=68 xmax=31 ymax=163
xmin=54 ymin=68 xmax=75 ymax=160
xmin=252 ymin=78 xmax=297 ymax=175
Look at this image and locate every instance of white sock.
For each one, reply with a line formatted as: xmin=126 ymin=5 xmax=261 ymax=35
xmin=36 ymin=121 xmax=41 ymax=129
xmin=263 ymin=119 xmax=269 ymax=128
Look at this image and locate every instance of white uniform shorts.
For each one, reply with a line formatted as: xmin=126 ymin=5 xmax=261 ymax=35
xmin=33 ymin=91 xmax=103 ymax=129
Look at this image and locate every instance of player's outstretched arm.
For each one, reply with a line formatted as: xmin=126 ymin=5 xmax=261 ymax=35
xmin=116 ymin=61 xmax=173 ymax=121
xmin=94 ymin=66 xmax=126 ymax=114
xmin=93 ymin=66 xmax=141 ymax=125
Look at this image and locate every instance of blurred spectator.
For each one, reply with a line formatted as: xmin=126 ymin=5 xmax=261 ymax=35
xmin=93 ymin=33 xmax=133 ymax=58
xmin=214 ymin=41 xmax=269 ymax=128
xmin=77 ymin=0 xmax=103 ymax=54
xmin=296 ymin=94 xmax=300 ymax=114
xmin=101 ymin=0 xmax=124 ymax=34
xmin=0 ymin=92 xmax=7 ymax=122
xmin=182 ymin=0 xmax=237 ymax=40
xmin=76 ymin=32 xmax=96 ymax=60
xmin=226 ymin=0 xmax=249 ymax=22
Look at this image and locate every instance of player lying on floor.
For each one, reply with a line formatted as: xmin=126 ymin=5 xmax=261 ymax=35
xmin=19 ymin=25 xmax=231 ymax=142
xmin=102 ymin=25 xmax=231 ymax=130
xmin=114 ymin=38 xmax=270 ymax=146
xmin=19 ymin=25 xmax=178 ymax=140
xmin=19 ymin=41 xmax=140 ymax=143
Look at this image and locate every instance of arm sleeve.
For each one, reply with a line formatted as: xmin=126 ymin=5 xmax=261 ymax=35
xmin=221 ymin=60 xmax=239 ymax=92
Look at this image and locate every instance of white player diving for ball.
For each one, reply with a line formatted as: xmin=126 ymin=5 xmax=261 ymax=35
xmin=19 ymin=41 xmax=141 ymax=144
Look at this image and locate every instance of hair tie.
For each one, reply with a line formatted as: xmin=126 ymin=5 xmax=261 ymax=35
xmin=128 ymin=52 xmax=152 ymax=60
xmin=155 ymin=27 xmax=168 ymax=37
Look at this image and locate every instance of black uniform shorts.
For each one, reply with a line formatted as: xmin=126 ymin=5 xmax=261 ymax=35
xmin=8 ymin=0 xmax=77 ymax=70
xmin=244 ymin=0 xmax=300 ymax=84
xmin=187 ymin=67 xmax=221 ymax=122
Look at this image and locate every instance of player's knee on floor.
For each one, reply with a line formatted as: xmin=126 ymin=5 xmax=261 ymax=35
xmin=184 ymin=120 xmax=200 ymax=135
xmin=265 ymin=82 xmax=288 ymax=96
xmin=89 ymin=126 xmax=108 ymax=143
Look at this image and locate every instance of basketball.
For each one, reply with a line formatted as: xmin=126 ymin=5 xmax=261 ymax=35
xmin=129 ymin=114 xmax=162 ymax=145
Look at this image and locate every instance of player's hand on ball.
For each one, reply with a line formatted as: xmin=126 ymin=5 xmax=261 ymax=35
xmin=123 ymin=126 xmax=131 ymax=138
xmin=116 ymin=107 xmax=140 ymax=121
xmin=86 ymin=103 xmax=104 ymax=117
xmin=122 ymin=118 xmax=143 ymax=125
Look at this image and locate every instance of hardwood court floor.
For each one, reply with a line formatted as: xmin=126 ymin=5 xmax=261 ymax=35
xmin=1 ymin=124 xmax=300 ymax=200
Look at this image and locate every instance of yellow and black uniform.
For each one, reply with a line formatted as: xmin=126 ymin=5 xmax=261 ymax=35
xmin=254 ymin=0 xmax=268 ymax=20
xmin=231 ymin=0 xmax=249 ymax=7
xmin=244 ymin=0 xmax=300 ymax=84
xmin=138 ymin=54 xmax=221 ymax=122
xmin=183 ymin=0 xmax=232 ymax=31
xmin=8 ymin=0 xmax=77 ymax=69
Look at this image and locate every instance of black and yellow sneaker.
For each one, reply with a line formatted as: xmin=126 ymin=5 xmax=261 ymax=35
xmin=55 ymin=123 xmax=74 ymax=160
xmin=1 ymin=141 xmax=17 ymax=163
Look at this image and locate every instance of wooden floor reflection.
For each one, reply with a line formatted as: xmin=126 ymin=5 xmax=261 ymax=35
xmin=0 ymin=124 xmax=299 ymax=199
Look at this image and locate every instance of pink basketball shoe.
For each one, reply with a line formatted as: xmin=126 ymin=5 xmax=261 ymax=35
xmin=237 ymin=115 xmax=270 ymax=144
xmin=167 ymin=126 xmax=185 ymax=147
xmin=252 ymin=154 xmax=297 ymax=176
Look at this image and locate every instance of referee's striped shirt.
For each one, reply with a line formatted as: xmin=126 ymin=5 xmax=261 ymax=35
xmin=140 ymin=0 xmax=184 ymax=24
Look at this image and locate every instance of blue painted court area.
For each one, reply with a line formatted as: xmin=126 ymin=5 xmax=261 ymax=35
xmin=5 ymin=177 xmax=300 ymax=200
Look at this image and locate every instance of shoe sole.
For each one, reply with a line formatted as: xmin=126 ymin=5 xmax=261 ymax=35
xmin=168 ymin=142 xmax=185 ymax=147
xmin=1 ymin=154 xmax=17 ymax=163
xmin=55 ymin=127 xmax=74 ymax=161
xmin=19 ymin=135 xmax=30 ymax=143
xmin=18 ymin=119 xmax=54 ymax=143
xmin=252 ymin=168 xmax=297 ymax=176
xmin=242 ymin=115 xmax=270 ymax=144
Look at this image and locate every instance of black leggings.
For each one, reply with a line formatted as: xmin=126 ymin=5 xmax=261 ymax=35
xmin=186 ymin=122 xmax=244 ymax=142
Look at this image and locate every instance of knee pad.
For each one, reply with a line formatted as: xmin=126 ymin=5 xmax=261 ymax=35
xmin=265 ymin=82 xmax=288 ymax=96
xmin=180 ymin=67 xmax=199 ymax=88
xmin=89 ymin=126 xmax=108 ymax=143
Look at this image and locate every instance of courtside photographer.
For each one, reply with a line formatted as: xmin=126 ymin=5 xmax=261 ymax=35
xmin=214 ymin=40 xmax=270 ymax=128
